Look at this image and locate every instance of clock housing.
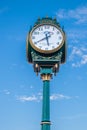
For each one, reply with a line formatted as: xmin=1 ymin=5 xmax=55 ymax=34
xmin=26 ymin=17 xmax=66 ymax=67
xmin=29 ymin=23 xmax=65 ymax=54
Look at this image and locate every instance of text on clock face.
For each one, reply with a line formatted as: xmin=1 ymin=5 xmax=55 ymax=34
xmin=31 ymin=25 xmax=63 ymax=51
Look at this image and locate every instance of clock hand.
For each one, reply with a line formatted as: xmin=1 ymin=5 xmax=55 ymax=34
xmin=35 ymin=35 xmax=51 ymax=44
xmin=45 ymin=34 xmax=49 ymax=46
xmin=44 ymin=31 xmax=54 ymax=46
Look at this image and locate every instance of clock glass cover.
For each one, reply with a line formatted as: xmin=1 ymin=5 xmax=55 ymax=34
xmin=29 ymin=24 xmax=64 ymax=53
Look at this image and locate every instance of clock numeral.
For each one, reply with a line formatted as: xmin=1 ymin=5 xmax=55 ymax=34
xmin=53 ymin=27 xmax=55 ymax=31
xmin=57 ymin=31 xmax=60 ymax=34
xmin=57 ymin=42 xmax=59 ymax=45
xmin=39 ymin=27 xmax=43 ymax=31
xmin=45 ymin=48 xmax=48 ymax=50
xmin=34 ymin=42 xmax=37 ymax=44
xmin=52 ymin=46 xmax=55 ymax=49
xmin=32 ymin=36 xmax=35 ymax=39
xmin=44 ymin=26 xmax=50 ymax=29
xmin=33 ymin=31 xmax=39 ymax=35
xmin=59 ymin=36 xmax=62 ymax=39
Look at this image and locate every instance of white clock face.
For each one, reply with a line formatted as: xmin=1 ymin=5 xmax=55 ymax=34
xmin=30 ymin=24 xmax=64 ymax=53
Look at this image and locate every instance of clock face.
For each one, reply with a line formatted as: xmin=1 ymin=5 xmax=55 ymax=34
xmin=29 ymin=24 xmax=64 ymax=53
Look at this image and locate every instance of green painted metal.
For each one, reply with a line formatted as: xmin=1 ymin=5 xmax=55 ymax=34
xmin=42 ymin=80 xmax=50 ymax=121
xmin=41 ymin=79 xmax=50 ymax=130
xmin=26 ymin=17 xmax=66 ymax=130
xmin=41 ymin=68 xmax=52 ymax=74
xmin=41 ymin=68 xmax=52 ymax=130
xmin=27 ymin=17 xmax=66 ymax=64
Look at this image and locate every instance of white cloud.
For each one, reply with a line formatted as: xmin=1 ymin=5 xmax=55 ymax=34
xmin=81 ymin=55 xmax=87 ymax=65
xmin=69 ymin=46 xmax=87 ymax=67
xmin=17 ymin=95 xmax=38 ymax=102
xmin=67 ymin=30 xmax=87 ymax=42
xmin=72 ymin=54 xmax=87 ymax=67
xmin=16 ymin=92 xmax=42 ymax=102
xmin=69 ymin=47 xmax=83 ymax=61
xmin=72 ymin=63 xmax=81 ymax=68
xmin=50 ymin=94 xmax=72 ymax=100
xmin=17 ymin=93 xmax=78 ymax=102
xmin=56 ymin=6 xmax=87 ymax=24
xmin=56 ymin=6 xmax=87 ymax=68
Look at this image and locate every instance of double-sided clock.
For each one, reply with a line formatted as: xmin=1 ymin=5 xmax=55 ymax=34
xmin=27 ymin=17 xmax=66 ymax=65
xmin=29 ymin=24 xmax=65 ymax=54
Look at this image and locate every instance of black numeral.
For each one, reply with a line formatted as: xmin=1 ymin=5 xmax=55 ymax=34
xmin=34 ymin=32 xmax=39 ymax=35
xmin=52 ymin=46 xmax=55 ymax=49
xmin=57 ymin=42 xmax=59 ymax=45
xmin=32 ymin=36 xmax=35 ymax=39
xmin=59 ymin=36 xmax=62 ymax=39
xmin=39 ymin=27 xmax=43 ymax=31
xmin=34 ymin=42 xmax=37 ymax=44
xmin=45 ymin=48 xmax=48 ymax=50
xmin=53 ymin=27 xmax=55 ymax=31
xmin=57 ymin=31 xmax=60 ymax=34
xmin=44 ymin=26 xmax=50 ymax=29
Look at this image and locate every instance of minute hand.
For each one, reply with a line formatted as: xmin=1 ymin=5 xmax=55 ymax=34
xmin=35 ymin=35 xmax=51 ymax=44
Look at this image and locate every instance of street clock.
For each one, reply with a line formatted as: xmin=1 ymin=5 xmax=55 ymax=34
xmin=26 ymin=17 xmax=67 ymax=130
xmin=26 ymin=17 xmax=66 ymax=74
xmin=29 ymin=24 xmax=65 ymax=54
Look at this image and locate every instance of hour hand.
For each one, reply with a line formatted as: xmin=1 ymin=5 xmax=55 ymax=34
xmin=35 ymin=35 xmax=51 ymax=44
xmin=45 ymin=34 xmax=49 ymax=46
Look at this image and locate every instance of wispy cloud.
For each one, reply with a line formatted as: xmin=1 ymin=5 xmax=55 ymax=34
xmin=56 ymin=6 xmax=87 ymax=24
xmin=50 ymin=94 xmax=79 ymax=101
xmin=16 ymin=95 xmax=38 ymax=102
xmin=69 ymin=47 xmax=82 ymax=61
xmin=56 ymin=5 xmax=87 ymax=68
xmin=69 ymin=46 xmax=87 ymax=67
xmin=16 ymin=92 xmax=42 ymax=102
xmin=16 ymin=93 xmax=79 ymax=102
xmin=67 ymin=30 xmax=87 ymax=43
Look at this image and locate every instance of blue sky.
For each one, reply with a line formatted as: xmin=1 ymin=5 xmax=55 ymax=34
xmin=0 ymin=0 xmax=87 ymax=130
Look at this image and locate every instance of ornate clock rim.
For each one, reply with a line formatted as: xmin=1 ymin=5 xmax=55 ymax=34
xmin=28 ymin=23 xmax=65 ymax=54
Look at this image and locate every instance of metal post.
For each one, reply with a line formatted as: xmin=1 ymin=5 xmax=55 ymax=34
xmin=41 ymin=80 xmax=50 ymax=130
xmin=41 ymin=68 xmax=52 ymax=130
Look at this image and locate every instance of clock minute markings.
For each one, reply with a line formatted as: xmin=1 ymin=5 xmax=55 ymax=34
xmin=45 ymin=48 xmax=48 ymax=50
xmin=32 ymin=36 xmax=35 ymax=39
xmin=39 ymin=46 xmax=42 ymax=49
xmin=57 ymin=31 xmax=60 ymax=34
xmin=58 ymin=36 xmax=62 ymax=40
xmin=53 ymin=27 xmax=55 ymax=31
xmin=33 ymin=31 xmax=39 ymax=35
xmin=38 ymin=27 xmax=43 ymax=31
xmin=56 ymin=42 xmax=59 ymax=44
xmin=34 ymin=42 xmax=37 ymax=44
xmin=52 ymin=46 xmax=55 ymax=49
xmin=44 ymin=25 xmax=50 ymax=29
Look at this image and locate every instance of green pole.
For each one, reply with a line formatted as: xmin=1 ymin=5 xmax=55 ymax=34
xmin=41 ymin=69 xmax=52 ymax=130
xmin=41 ymin=80 xmax=50 ymax=130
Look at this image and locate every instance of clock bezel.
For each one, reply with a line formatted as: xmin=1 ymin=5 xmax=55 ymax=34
xmin=29 ymin=23 xmax=65 ymax=54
